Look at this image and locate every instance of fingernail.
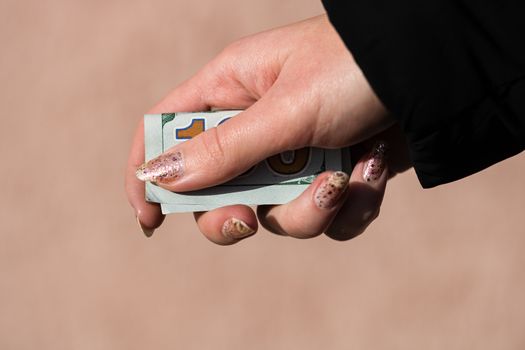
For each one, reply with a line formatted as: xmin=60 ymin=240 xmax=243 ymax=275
xmin=363 ymin=141 xmax=388 ymax=183
xmin=136 ymin=151 xmax=184 ymax=183
xmin=137 ymin=217 xmax=155 ymax=238
xmin=221 ymin=218 xmax=255 ymax=240
xmin=314 ymin=171 xmax=350 ymax=209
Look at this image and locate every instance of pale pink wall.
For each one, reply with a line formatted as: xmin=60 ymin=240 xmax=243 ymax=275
xmin=1 ymin=1 xmax=524 ymax=349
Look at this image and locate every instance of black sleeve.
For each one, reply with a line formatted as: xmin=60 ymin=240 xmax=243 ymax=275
xmin=322 ymin=0 xmax=525 ymax=188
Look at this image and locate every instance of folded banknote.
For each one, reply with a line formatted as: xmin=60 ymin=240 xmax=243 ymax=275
xmin=143 ymin=110 xmax=352 ymax=213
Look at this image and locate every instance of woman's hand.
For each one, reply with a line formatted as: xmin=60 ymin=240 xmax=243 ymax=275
xmin=126 ymin=15 xmax=406 ymax=243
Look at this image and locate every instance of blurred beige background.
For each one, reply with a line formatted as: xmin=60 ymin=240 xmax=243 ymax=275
xmin=1 ymin=0 xmax=525 ymax=349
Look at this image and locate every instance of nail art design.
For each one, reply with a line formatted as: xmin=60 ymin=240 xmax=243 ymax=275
xmin=136 ymin=151 xmax=184 ymax=183
xmin=363 ymin=142 xmax=387 ymax=182
xmin=137 ymin=217 xmax=155 ymax=238
xmin=314 ymin=171 xmax=350 ymax=209
xmin=222 ymin=218 xmax=255 ymax=240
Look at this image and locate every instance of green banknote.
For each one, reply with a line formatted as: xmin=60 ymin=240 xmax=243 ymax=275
xmin=143 ymin=111 xmax=351 ymax=213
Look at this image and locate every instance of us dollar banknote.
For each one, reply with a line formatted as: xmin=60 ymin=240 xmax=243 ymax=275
xmin=143 ymin=110 xmax=352 ymax=213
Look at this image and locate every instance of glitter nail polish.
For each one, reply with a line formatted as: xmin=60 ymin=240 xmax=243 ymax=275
xmin=136 ymin=151 xmax=184 ymax=183
xmin=221 ymin=218 xmax=255 ymax=240
xmin=363 ymin=142 xmax=387 ymax=183
xmin=314 ymin=171 xmax=350 ymax=209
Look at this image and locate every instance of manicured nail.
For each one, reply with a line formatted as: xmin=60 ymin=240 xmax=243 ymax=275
xmin=136 ymin=151 xmax=184 ymax=183
xmin=137 ymin=217 xmax=155 ymax=238
xmin=363 ymin=141 xmax=387 ymax=182
xmin=314 ymin=171 xmax=350 ymax=209
xmin=221 ymin=218 xmax=255 ymax=240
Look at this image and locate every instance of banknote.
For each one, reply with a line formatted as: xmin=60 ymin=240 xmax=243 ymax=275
xmin=143 ymin=111 xmax=351 ymax=213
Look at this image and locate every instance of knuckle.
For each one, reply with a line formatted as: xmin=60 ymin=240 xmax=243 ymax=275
xmin=324 ymin=224 xmax=362 ymax=241
xmin=369 ymin=207 xmax=381 ymax=223
xmin=199 ymin=40 xmax=248 ymax=106
xmin=217 ymin=38 xmax=247 ymax=64
xmin=283 ymin=207 xmax=323 ymax=239
xmin=278 ymin=93 xmax=318 ymax=148
xmin=325 ymin=206 xmax=381 ymax=241
xmin=196 ymin=126 xmax=230 ymax=175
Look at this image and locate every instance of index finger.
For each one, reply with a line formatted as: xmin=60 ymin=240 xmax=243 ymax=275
xmin=125 ymin=78 xmax=210 ymax=236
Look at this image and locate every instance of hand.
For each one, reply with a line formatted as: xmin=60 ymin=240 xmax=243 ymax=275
xmin=126 ymin=15 xmax=405 ymax=243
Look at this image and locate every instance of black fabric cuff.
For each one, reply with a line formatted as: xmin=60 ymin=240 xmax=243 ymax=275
xmin=407 ymin=77 xmax=525 ymax=187
xmin=322 ymin=0 xmax=525 ymax=187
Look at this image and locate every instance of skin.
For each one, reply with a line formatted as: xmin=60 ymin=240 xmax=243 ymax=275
xmin=126 ymin=15 xmax=412 ymax=244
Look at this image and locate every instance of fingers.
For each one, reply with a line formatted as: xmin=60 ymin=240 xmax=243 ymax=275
xmin=257 ymin=142 xmax=388 ymax=240
xmin=126 ymin=76 xmax=210 ymax=237
xmin=194 ymin=205 xmax=258 ymax=245
xmin=135 ymin=95 xmax=309 ymax=192
xmin=127 ymin=56 xmax=280 ymax=236
xmin=126 ymin=118 xmax=165 ymax=236
xmin=257 ymin=171 xmax=350 ymax=239
xmin=325 ymin=142 xmax=388 ymax=241
xmin=194 ymin=142 xmax=389 ymax=244
xmin=350 ymin=124 xmax=411 ymax=178
xmin=148 ymin=74 xmax=212 ymax=114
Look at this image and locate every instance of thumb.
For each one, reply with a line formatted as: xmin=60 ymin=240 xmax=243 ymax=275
xmin=135 ymin=96 xmax=309 ymax=192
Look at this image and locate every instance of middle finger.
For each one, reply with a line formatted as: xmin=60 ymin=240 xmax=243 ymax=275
xmin=257 ymin=171 xmax=350 ymax=238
